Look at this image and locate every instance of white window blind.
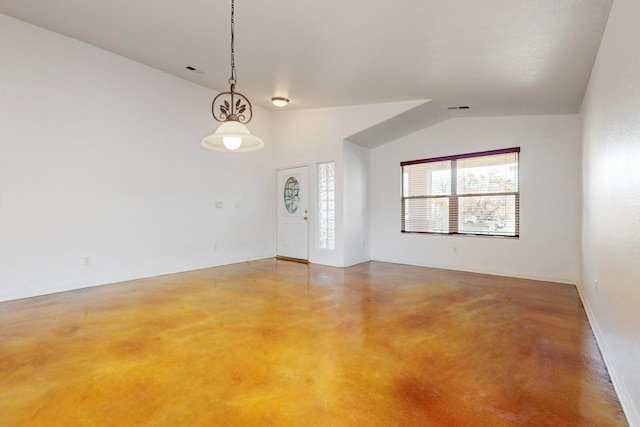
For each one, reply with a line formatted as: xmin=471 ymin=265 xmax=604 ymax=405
xmin=402 ymin=160 xmax=451 ymax=234
xmin=401 ymin=148 xmax=520 ymax=237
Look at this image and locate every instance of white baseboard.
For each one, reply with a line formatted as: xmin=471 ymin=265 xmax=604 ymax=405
xmin=577 ymin=284 xmax=640 ymax=427
xmin=370 ymin=257 xmax=577 ymax=285
xmin=0 ymin=254 xmax=276 ymax=303
xmin=343 ymin=257 xmax=372 ymax=268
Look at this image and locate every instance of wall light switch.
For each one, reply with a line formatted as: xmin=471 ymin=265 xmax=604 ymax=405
xmin=215 ymin=201 xmax=224 ymax=208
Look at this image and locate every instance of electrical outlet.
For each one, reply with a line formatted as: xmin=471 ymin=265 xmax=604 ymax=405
xmin=595 ymin=280 xmax=599 ymax=294
xmin=452 ymin=246 xmax=459 ymax=254
xmin=214 ymin=244 xmax=218 ymax=251
xmin=215 ymin=201 xmax=224 ymax=208
xmin=83 ymin=257 xmax=90 ymax=266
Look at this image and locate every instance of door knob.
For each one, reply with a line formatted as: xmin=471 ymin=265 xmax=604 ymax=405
xmin=304 ymin=216 xmax=308 ymax=220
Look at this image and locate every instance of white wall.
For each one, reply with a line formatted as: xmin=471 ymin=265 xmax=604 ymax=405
xmin=0 ymin=15 xmax=276 ymax=302
xmin=580 ymin=0 xmax=640 ymax=423
xmin=273 ymin=100 xmax=423 ymax=266
xmin=370 ymin=115 xmax=582 ymax=284
xmin=343 ymin=141 xmax=370 ymax=266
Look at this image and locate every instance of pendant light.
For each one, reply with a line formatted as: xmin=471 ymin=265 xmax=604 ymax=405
xmin=201 ymin=0 xmax=264 ymax=152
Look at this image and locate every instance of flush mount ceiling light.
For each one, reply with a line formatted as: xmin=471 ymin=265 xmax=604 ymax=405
xmin=201 ymin=0 xmax=264 ymax=152
xmin=271 ymin=97 xmax=290 ymax=107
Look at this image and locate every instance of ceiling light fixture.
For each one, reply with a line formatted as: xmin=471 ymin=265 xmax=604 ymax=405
xmin=271 ymin=97 xmax=290 ymax=107
xmin=201 ymin=0 xmax=263 ymax=152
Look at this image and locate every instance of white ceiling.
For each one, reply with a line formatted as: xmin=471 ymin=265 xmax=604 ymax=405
xmin=0 ymin=0 xmax=613 ymax=114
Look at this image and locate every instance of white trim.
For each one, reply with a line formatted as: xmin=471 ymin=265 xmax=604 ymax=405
xmin=343 ymin=258 xmax=372 ymax=268
xmin=0 ymin=255 xmax=275 ymax=304
xmin=577 ymin=285 xmax=640 ymax=427
xmin=371 ymin=257 xmax=578 ymax=285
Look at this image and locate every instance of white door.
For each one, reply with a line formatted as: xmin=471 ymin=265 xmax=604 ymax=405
xmin=277 ymin=166 xmax=309 ymax=261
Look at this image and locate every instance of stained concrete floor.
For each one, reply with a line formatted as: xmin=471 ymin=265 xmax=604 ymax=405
xmin=0 ymin=260 xmax=628 ymax=426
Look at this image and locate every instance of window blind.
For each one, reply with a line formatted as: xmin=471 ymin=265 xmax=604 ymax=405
xmin=401 ymin=148 xmax=520 ymax=237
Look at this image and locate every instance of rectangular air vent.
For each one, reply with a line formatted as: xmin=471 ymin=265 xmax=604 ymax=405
xmin=185 ymin=65 xmax=204 ymax=74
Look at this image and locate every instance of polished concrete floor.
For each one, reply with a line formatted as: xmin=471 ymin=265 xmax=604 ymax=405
xmin=0 ymin=259 xmax=627 ymax=426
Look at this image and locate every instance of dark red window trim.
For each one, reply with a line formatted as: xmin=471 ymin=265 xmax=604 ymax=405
xmin=400 ymin=147 xmax=521 ymax=167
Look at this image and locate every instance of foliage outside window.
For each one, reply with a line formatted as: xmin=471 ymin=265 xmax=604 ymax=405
xmin=401 ymin=148 xmax=520 ymax=237
xmin=318 ymin=162 xmax=335 ymax=249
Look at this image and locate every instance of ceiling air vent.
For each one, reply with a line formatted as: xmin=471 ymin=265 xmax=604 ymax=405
xmin=185 ymin=65 xmax=204 ymax=74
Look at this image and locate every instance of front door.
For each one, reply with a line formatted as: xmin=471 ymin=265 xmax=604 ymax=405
xmin=276 ymin=166 xmax=309 ymax=261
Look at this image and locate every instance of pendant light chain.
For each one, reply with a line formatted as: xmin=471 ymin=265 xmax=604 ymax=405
xmin=229 ymin=0 xmax=237 ymax=89
xmin=201 ymin=0 xmax=263 ymax=151
xmin=207 ymin=0 xmax=255 ymax=126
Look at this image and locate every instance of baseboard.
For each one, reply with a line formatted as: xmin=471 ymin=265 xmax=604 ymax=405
xmin=343 ymin=257 xmax=372 ymax=268
xmin=0 ymin=255 xmax=276 ymax=304
xmin=370 ymin=257 xmax=577 ymax=285
xmin=276 ymin=256 xmax=309 ymax=264
xmin=577 ymin=284 xmax=640 ymax=427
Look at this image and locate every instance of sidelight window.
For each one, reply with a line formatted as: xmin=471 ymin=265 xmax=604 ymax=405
xmin=318 ymin=161 xmax=335 ymax=249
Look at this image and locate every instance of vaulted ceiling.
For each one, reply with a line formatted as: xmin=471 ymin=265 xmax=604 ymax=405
xmin=0 ymin=0 xmax=613 ymax=115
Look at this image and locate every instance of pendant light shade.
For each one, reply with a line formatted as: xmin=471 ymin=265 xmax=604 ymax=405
xmin=201 ymin=121 xmax=264 ymax=152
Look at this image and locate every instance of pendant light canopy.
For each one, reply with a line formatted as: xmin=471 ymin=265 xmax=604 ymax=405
xmin=201 ymin=0 xmax=264 ymax=152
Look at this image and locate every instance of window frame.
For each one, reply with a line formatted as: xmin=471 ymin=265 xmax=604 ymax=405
xmin=401 ymin=147 xmax=520 ymax=238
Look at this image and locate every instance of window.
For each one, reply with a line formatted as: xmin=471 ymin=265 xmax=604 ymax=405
xmin=401 ymin=148 xmax=519 ymax=237
xmin=317 ymin=161 xmax=335 ymax=249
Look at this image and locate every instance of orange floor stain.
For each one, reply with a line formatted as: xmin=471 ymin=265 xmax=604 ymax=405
xmin=0 ymin=260 xmax=627 ymax=426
